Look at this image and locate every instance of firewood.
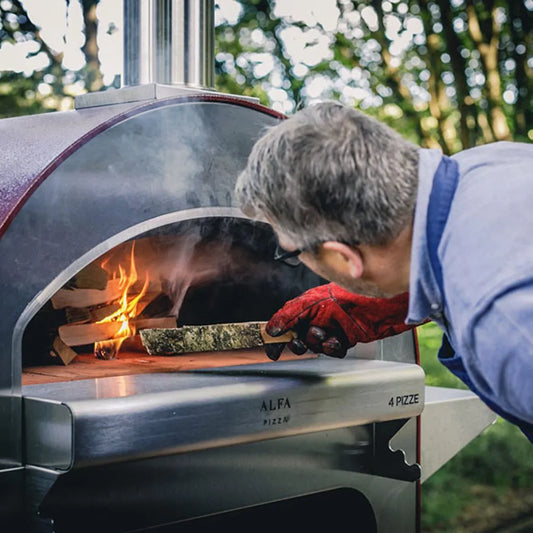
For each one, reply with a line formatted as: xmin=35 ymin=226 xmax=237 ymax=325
xmin=49 ymin=336 xmax=78 ymax=366
xmin=51 ymin=279 xmax=161 ymax=310
xmin=63 ymin=291 xmax=159 ymax=324
xmin=64 ymin=263 xmax=108 ymax=290
xmin=52 ymin=279 xmax=123 ymax=310
xmin=140 ymin=322 xmax=295 ymax=355
xmin=58 ymin=317 xmax=176 ymax=347
xmin=95 ymin=340 xmax=118 ymax=361
xmin=65 ymin=302 xmax=121 ymax=324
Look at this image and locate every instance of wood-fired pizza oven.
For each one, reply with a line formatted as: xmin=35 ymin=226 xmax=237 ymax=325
xmin=0 ymin=2 xmax=496 ymax=531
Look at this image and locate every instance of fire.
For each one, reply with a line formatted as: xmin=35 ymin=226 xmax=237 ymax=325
xmin=94 ymin=244 xmax=149 ymax=359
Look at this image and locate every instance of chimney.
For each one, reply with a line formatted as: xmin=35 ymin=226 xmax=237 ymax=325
xmin=76 ymin=0 xmax=216 ymax=108
xmin=123 ymin=0 xmax=215 ymax=88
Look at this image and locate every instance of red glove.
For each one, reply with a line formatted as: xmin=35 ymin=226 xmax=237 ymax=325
xmin=265 ymin=283 xmax=414 ymax=361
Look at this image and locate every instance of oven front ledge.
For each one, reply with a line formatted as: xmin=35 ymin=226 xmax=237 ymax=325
xmin=22 ymin=358 xmax=425 ymax=471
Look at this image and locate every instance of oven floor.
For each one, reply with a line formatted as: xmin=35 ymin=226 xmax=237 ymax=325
xmin=22 ymin=348 xmax=309 ymax=385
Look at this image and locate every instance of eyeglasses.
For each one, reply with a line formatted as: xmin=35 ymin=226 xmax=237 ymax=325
xmin=274 ymin=245 xmax=305 ymax=267
xmin=274 ymin=240 xmax=360 ymax=267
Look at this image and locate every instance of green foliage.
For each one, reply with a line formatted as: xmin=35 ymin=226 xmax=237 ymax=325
xmin=214 ymin=1 xmax=533 ymax=151
xmin=418 ymin=322 xmax=466 ymax=389
xmin=3 ymin=0 xmax=532 ymax=151
xmin=0 ymin=0 xmax=107 ymax=118
xmin=417 ymin=322 xmax=533 ymax=531
xmin=214 ymin=0 xmax=306 ymax=110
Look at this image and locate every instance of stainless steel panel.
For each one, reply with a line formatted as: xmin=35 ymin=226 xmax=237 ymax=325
xmin=420 ymin=386 xmax=497 ymax=482
xmin=24 ymin=400 xmax=73 ymax=471
xmin=123 ymin=0 xmax=214 ymax=88
xmin=0 ymin=467 xmax=24 ymax=531
xmin=379 ymin=330 xmax=418 ymax=364
xmin=0 ymin=395 xmax=21 ymax=468
xmin=75 ymin=83 xmax=257 ymax=109
xmin=35 ymin=427 xmax=417 ymax=533
xmin=0 ymin=100 xmax=281 ymax=470
xmin=23 ymin=358 xmax=425 ymax=470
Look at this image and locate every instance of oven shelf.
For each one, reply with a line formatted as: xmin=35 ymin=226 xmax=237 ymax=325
xmin=22 ymin=348 xmax=310 ymax=385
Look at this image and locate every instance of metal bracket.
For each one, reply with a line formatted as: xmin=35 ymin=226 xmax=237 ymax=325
xmin=371 ymin=419 xmax=421 ymax=482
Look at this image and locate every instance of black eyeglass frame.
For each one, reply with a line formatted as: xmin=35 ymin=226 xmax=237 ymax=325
xmin=274 ymin=240 xmax=359 ymax=267
xmin=273 ymin=246 xmax=305 ymax=265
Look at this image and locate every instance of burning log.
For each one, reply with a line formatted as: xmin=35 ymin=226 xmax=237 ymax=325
xmin=94 ymin=340 xmax=119 ymax=361
xmin=65 ymin=302 xmax=121 ymax=324
xmin=140 ymin=321 xmax=295 ymax=355
xmin=51 ymin=279 xmax=162 ymax=310
xmin=58 ymin=317 xmax=177 ymax=347
xmin=63 ymin=291 xmax=163 ymax=324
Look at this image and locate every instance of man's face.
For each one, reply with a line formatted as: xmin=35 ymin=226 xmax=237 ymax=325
xmin=275 ymin=224 xmax=412 ymax=298
xmin=298 ymin=249 xmax=390 ymax=298
xmin=275 ymin=231 xmax=389 ymax=298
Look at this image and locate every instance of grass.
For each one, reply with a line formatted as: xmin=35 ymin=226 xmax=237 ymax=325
xmin=417 ymin=322 xmax=533 ymax=532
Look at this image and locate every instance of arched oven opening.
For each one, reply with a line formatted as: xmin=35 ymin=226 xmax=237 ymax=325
xmin=22 ymin=217 xmax=323 ymax=384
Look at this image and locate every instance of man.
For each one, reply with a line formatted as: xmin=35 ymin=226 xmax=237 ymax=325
xmin=235 ymin=101 xmax=533 ymax=441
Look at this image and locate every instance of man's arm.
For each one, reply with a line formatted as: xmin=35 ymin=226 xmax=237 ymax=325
xmin=466 ymin=282 xmax=533 ymax=425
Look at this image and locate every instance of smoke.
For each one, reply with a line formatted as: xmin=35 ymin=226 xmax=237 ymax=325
xmin=93 ymin=218 xmax=324 ymax=326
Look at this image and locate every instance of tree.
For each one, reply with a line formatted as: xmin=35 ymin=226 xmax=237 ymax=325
xmin=0 ymin=0 xmax=108 ymax=117
xmin=1 ymin=0 xmax=532 ymax=152
xmin=215 ymin=0 xmax=533 ymax=151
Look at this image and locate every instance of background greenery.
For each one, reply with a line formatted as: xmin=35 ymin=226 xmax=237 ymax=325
xmin=417 ymin=323 xmax=533 ymax=532
xmin=1 ymin=1 xmax=532 ymax=530
xmin=2 ymin=0 xmax=533 ymax=151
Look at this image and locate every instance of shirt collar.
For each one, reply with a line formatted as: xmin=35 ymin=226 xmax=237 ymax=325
xmin=406 ymin=148 xmax=445 ymax=324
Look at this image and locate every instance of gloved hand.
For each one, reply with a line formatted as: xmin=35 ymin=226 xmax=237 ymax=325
xmin=265 ymin=283 xmax=414 ymax=361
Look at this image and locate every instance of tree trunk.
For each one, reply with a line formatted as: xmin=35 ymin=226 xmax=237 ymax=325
xmin=367 ymin=0 xmax=429 ymax=146
xmin=418 ymin=1 xmax=454 ymax=153
xmin=81 ymin=0 xmax=103 ymax=92
xmin=435 ymin=0 xmax=475 ymax=149
xmin=466 ymin=0 xmax=511 ymax=140
xmin=507 ymin=0 xmax=533 ymax=139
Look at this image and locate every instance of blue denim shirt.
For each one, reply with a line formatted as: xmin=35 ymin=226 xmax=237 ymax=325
xmin=407 ymin=142 xmax=533 ymax=426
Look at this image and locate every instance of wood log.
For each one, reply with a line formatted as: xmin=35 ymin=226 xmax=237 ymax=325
xmin=58 ymin=317 xmax=176 ymax=347
xmin=140 ymin=322 xmax=295 ymax=355
xmin=51 ymin=279 xmax=161 ymax=310
xmin=64 ymin=263 xmax=108 ymax=290
xmin=63 ymin=291 xmax=161 ymax=324
xmin=65 ymin=302 xmax=121 ymax=324
xmin=52 ymin=279 xmax=123 ymax=310
xmin=49 ymin=336 xmax=78 ymax=366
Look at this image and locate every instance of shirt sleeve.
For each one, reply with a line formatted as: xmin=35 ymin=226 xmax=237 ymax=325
xmin=466 ymin=281 xmax=533 ymax=425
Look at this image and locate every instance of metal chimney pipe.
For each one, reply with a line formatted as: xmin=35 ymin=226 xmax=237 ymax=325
xmin=123 ymin=0 xmax=214 ymax=88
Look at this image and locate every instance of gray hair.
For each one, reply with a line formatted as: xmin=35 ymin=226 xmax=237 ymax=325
xmin=235 ymin=101 xmax=419 ymax=248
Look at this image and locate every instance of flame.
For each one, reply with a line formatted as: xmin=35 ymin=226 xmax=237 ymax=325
xmin=94 ymin=243 xmax=149 ymax=359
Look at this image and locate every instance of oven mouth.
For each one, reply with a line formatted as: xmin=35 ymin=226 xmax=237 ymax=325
xmin=17 ymin=209 xmax=323 ymax=384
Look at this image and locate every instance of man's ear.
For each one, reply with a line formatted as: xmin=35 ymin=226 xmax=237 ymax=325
xmin=320 ymin=241 xmax=363 ymax=279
